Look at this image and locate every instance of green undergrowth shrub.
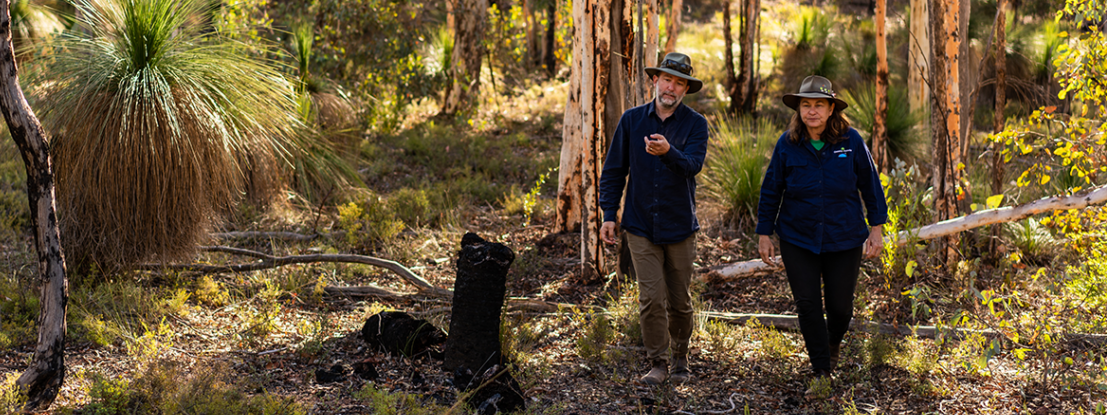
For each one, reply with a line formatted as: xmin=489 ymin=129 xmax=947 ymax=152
xmin=73 ymin=360 xmax=304 ymax=414
xmin=842 ymin=83 xmax=924 ymax=163
xmin=702 ymin=116 xmax=779 ymax=228
xmin=355 ymin=384 xmax=447 ymax=415
xmin=0 ymin=373 xmax=25 ymax=414
xmin=0 ymin=274 xmax=38 ymax=349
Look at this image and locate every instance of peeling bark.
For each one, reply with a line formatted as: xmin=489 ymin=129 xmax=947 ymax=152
xmin=0 ymin=0 xmax=69 ymax=410
xmin=908 ymin=0 xmax=929 ymax=123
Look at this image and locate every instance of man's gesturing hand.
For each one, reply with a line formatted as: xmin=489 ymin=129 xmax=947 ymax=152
xmin=601 ymin=221 xmax=619 ymax=245
xmin=644 ymin=134 xmax=670 ymax=156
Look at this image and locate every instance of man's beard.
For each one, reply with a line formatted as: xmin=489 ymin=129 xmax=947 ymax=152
xmin=657 ymin=91 xmax=681 ymax=109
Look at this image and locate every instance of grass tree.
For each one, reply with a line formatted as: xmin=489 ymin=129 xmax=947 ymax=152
xmin=31 ymin=0 xmax=303 ymax=272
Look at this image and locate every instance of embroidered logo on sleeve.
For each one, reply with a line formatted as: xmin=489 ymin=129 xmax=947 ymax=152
xmin=833 ymin=147 xmax=852 ymax=158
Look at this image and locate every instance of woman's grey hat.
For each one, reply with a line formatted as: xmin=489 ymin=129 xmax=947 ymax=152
xmin=645 ymin=52 xmax=703 ymax=94
xmin=782 ymin=75 xmax=848 ymax=111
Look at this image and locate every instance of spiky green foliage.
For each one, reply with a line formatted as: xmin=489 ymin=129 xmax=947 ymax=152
xmin=842 ymin=83 xmax=925 ymax=163
xmin=702 ymin=116 xmax=779 ymax=226
xmin=32 ymin=0 xmax=303 ymax=271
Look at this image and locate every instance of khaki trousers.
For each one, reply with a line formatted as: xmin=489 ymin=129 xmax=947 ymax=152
xmin=626 ymin=232 xmax=696 ymax=362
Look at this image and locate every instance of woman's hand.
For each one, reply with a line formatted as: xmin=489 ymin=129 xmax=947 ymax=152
xmin=758 ymin=235 xmax=776 ymax=265
xmin=863 ymin=225 xmax=884 ymax=259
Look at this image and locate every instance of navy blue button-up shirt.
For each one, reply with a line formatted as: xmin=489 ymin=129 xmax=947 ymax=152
xmin=756 ymin=127 xmax=888 ymax=254
xmin=600 ymin=101 xmax=709 ymax=245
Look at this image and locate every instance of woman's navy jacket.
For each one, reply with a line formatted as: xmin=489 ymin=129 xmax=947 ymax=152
xmin=755 ymin=127 xmax=888 ymax=254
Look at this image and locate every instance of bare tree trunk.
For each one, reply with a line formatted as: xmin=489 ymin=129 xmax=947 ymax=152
xmin=441 ymin=0 xmax=488 ymax=116
xmin=524 ymin=0 xmax=539 ymax=68
xmin=542 ymin=0 xmax=557 ymax=78
xmin=991 ymin=0 xmax=1007 ymax=256
xmin=957 ymin=0 xmax=974 ymax=168
xmin=664 ymin=0 xmax=682 ymax=54
xmin=0 ymin=1 xmax=69 ymax=411
xmin=633 ymin=0 xmax=659 ymax=105
xmin=930 ymin=0 xmax=964 ymax=265
xmin=728 ymin=0 xmax=759 ymax=115
xmin=872 ymin=0 xmax=889 ymax=173
xmin=723 ymin=1 xmax=736 ymax=101
xmin=908 ymin=0 xmax=929 ymax=124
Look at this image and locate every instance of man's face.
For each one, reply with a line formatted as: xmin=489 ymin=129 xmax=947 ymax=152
xmin=654 ymin=73 xmax=689 ymax=109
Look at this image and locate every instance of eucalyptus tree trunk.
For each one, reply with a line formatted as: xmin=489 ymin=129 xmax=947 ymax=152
xmin=908 ymin=0 xmax=929 ymax=124
xmin=556 ymin=0 xmax=652 ymax=279
xmin=441 ymin=0 xmax=488 ymax=116
xmin=957 ymin=0 xmax=974 ymax=163
xmin=930 ymin=0 xmax=964 ymax=265
xmin=0 ymin=0 xmax=69 ymax=411
xmin=664 ymin=0 xmax=682 ymax=54
xmin=524 ymin=0 xmax=538 ymax=69
xmin=542 ymin=0 xmax=557 ymax=78
xmin=728 ymin=0 xmax=759 ymax=115
xmin=872 ymin=0 xmax=889 ymax=172
xmin=723 ymin=2 xmax=736 ymax=111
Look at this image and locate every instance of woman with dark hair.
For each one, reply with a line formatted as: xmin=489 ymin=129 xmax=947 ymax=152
xmin=755 ymin=75 xmax=888 ymax=380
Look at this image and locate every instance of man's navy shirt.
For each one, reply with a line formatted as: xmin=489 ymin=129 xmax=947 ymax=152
xmin=756 ymin=127 xmax=888 ymax=254
xmin=600 ymin=101 xmax=709 ymax=245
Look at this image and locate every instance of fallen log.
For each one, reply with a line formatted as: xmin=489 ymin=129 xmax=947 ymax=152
xmin=701 ymin=311 xmax=1107 ymax=346
xmin=138 ymin=246 xmax=451 ymax=298
xmin=707 ymin=184 xmax=1107 ymax=279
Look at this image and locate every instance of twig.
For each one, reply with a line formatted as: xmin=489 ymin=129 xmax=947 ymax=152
xmin=673 ymin=392 xmax=742 ymax=414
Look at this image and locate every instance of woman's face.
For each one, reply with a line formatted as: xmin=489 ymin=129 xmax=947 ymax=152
xmin=798 ymin=98 xmax=834 ymax=132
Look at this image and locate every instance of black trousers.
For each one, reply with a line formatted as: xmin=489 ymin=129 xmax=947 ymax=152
xmin=779 ymin=239 xmax=863 ymax=371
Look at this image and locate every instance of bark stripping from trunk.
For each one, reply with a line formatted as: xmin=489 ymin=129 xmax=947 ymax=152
xmin=441 ymin=0 xmax=488 ymax=116
xmin=709 ymin=185 xmax=1107 ymax=279
xmin=872 ymin=0 xmax=889 ymax=173
xmin=0 ymin=0 xmax=69 ymax=410
xmin=930 ymin=0 xmax=964 ymax=265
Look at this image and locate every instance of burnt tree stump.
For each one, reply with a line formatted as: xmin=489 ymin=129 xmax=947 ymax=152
xmin=444 ymin=233 xmax=524 ymax=413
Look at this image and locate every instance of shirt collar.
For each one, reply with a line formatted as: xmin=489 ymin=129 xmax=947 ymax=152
xmin=647 ymin=99 xmax=684 ymax=121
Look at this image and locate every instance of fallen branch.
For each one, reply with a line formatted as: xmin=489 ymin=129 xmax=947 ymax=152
xmin=209 ymin=231 xmax=340 ymax=241
xmin=701 ymin=311 xmax=1107 ymax=346
xmin=139 ymin=246 xmax=451 ymax=298
xmin=707 ymin=184 xmax=1107 ymax=279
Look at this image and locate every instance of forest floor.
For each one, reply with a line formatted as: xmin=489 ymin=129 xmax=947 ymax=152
xmin=0 ymin=205 xmax=1097 ymax=414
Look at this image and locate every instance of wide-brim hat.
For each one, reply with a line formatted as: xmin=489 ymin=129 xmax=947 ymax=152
xmin=645 ymin=52 xmax=703 ymax=94
xmin=782 ymin=75 xmax=848 ymax=111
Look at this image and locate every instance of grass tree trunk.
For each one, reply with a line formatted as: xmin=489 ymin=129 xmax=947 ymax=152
xmin=542 ymin=0 xmax=557 ymax=78
xmin=664 ymin=0 xmax=682 ymax=54
xmin=0 ymin=1 xmax=69 ymax=410
xmin=908 ymin=0 xmax=929 ymax=125
xmin=872 ymin=0 xmax=889 ymax=172
xmin=991 ymin=0 xmax=1007 ymax=255
xmin=930 ymin=0 xmax=964 ymax=265
xmin=441 ymin=0 xmax=487 ymax=116
xmin=556 ymin=0 xmax=615 ymax=278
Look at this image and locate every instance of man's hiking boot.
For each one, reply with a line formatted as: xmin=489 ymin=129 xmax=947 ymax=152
xmin=670 ymin=356 xmax=691 ymax=383
xmin=638 ymin=359 xmax=668 ymax=385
